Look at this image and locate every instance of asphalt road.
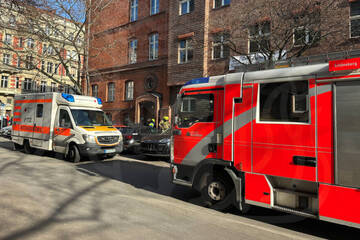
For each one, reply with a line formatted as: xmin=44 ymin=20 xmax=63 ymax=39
xmin=0 ymin=138 xmax=358 ymax=240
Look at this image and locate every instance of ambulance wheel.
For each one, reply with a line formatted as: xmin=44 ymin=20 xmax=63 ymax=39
xmin=67 ymin=144 xmax=81 ymax=163
xmin=23 ymin=140 xmax=34 ymax=154
xmin=200 ymin=172 xmax=234 ymax=211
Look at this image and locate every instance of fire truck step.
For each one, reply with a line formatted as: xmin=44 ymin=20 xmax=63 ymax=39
xmin=272 ymin=205 xmax=317 ymax=219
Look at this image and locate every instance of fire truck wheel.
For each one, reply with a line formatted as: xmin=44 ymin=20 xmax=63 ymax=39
xmin=200 ymin=172 xmax=234 ymax=211
xmin=67 ymin=144 xmax=81 ymax=163
xmin=23 ymin=140 xmax=34 ymax=154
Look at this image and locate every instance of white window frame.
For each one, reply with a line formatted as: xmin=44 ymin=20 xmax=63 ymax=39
xmin=350 ymin=1 xmax=360 ymax=38
xmin=130 ymin=0 xmax=138 ymax=22
xmin=178 ymin=39 xmax=193 ymax=64
xmin=213 ymin=0 xmax=230 ymax=9
xmin=4 ymin=34 xmax=12 ymax=45
xmin=293 ymin=27 xmax=311 ymax=46
xmin=149 ymin=33 xmax=159 ymax=60
xmin=256 ymin=82 xmax=311 ymax=125
xmin=150 ymin=0 xmax=159 ymax=15
xmin=23 ymin=78 xmax=32 ymax=91
xmin=40 ymin=81 xmax=47 ymax=92
xmin=212 ymin=33 xmax=229 ymax=59
xmin=129 ymin=39 xmax=137 ymax=64
xmin=3 ymin=53 xmax=10 ymax=65
xmin=1 ymin=76 xmax=8 ymax=88
xmin=47 ymin=62 xmax=53 ymax=73
xmin=108 ymin=82 xmax=115 ymax=102
xmin=179 ymin=0 xmax=193 ymax=15
xmin=248 ymin=22 xmax=270 ymax=54
xmin=15 ymin=77 xmax=20 ymax=88
xmin=26 ymin=38 xmax=34 ymax=48
xmin=125 ymin=81 xmax=134 ymax=100
xmin=51 ymin=82 xmax=57 ymax=92
xmin=92 ymin=84 xmax=98 ymax=98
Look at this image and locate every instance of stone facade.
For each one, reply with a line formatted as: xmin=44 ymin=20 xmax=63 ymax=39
xmin=89 ymin=0 xmax=169 ymax=126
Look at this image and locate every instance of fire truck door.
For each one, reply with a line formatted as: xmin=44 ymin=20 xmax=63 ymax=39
xmin=232 ymin=86 xmax=253 ymax=171
xmin=173 ymin=91 xmax=220 ymax=166
xmin=335 ymin=81 xmax=360 ymax=188
xmin=53 ymin=107 xmax=74 ymax=153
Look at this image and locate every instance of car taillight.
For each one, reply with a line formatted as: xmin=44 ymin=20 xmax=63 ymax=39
xmin=125 ymin=135 xmax=133 ymax=140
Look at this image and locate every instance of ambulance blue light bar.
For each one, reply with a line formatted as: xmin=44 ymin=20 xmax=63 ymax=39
xmin=97 ymin=98 xmax=102 ymax=105
xmin=184 ymin=77 xmax=209 ymax=86
xmin=61 ymin=93 xmax=75 ymax=102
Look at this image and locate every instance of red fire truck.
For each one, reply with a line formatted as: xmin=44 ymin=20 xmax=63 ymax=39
xmin=171 ymin=58 xmax=360 ymax=228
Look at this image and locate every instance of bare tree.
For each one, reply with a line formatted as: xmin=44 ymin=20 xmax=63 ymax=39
xmin=211 ymin=0 xmax=348 ymax=69
xmin=0 ymin=0 xmax=117 ymax=94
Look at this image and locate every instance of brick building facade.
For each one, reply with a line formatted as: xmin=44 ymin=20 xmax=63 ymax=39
xmin=88 ymin=0 xmax=169 ymax=126
xmin=168 ymin=0 xmax=360 ymax=89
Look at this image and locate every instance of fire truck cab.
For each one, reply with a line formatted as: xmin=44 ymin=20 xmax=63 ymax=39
xmin=171 ymin=58 xmax=360 ymax=228
xmin=12 ymin=93 xmax=123 ymax=162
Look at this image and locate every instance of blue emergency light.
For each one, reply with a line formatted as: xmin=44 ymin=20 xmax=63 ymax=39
xmin=61 ymin=93 xmax=75 ymax=102
xmin=97 ymin=98 xmax=102 ymax=105
xmin=184 ymin=77 xmax=209 ymax=86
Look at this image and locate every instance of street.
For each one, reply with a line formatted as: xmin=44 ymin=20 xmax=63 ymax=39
xmin=0 ymin=138 xmax=358 ymax=240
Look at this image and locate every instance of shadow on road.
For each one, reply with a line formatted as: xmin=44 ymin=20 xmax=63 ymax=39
xmin=77 ymin=157 xmax=360 ymax=239
xmin=0 ymin=138 xmax=358 ymax=239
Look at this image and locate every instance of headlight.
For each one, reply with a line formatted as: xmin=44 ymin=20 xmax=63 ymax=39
xmin=82 ymin=134 xmax=96 ymax=143
xmin=159 ymin=138 xmax=170 ymax=144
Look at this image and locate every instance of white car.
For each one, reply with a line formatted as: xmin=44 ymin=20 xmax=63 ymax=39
xmin=0 ymin=126 xmax=12 ymax=139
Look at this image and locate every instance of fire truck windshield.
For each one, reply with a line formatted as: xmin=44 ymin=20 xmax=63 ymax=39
xmin=71 ymin=109 xmax=112 ymax=126
xmin=175 ymin=94 xmax=214 ymax=128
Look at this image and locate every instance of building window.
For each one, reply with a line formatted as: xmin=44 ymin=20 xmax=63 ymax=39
xmin=259 ymin=81 xmax=309 ymax=123
xmin=129 ymin=39 xmax=137 ymax=64
xmin=1 ymin=76 xmax=8 ymax=88
xmin=92 ymin=84 xmax=98 ymax=98
xmin=3 ymin=54 xmax=10 ymax=65
xmin=26 ymin=38 xmax=34 ymax=48
xmin=51 ymin=82 xmax=56 ymax=92
xmin=150 ymin=0 xmax=159 ymax=15
xmin=179 ymin=0 xmax=194 ymax=15
xmin=350 ymin=1 xmax=360 ymax=38
xmin=54 ymin=64 xmax=59 ymax=74
xmin=9 ymin=15 xmax=16 ymax=26
xmin=18 ymin=37 xmax=23 ymax=47
xmin=47 ymin=62 xmax=53 ymax=73
xmin=125 ymin=81 xmax=134 ymax=100
xmin=23 ymin=78 xmax=32 ymax=91
xmin=106 ymin=112 xmax=112 ymax=122
xmin=107 ymin=82 xmax=115 ymax=102
xmin=25 ymin=56 xmax=34 ymax=69
xmin=15 ymin=77 xmax=20 ymax=88
xmin=7 ymin=98 xmax=12 ymax=104
xmin=293 ymin=27 xmax=319 ymax=46
xmin=214 ymin=0 xmax=230 ymax=8
xmin=149 ymin=33 xmax=159 ymax=60
xmin=249 ymin=21 xmax=271 ymax=53
xmin=212 ymin=32 xmax=230 ymax=59
xmin=4 ymin=34 xmax=12 ymax=45
xmin=178 ymin=39 xmax=193 ymax=63
xmin=40 ymin=81 xmax=47 ymax=92
xmin=130 ymin=0 xmax=138 ymax=22
xmin=64 ymin=84 xmax=70 ymax=94
xmin=17 ymin=57 xmax=21 ymax=68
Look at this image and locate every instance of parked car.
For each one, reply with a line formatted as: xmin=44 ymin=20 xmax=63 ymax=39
xmin=114 ymin=125 xmax=142 ymax=154
xmin=0 ymin=125 xmax=12 ymax=139
xmin=140 ymin=128 xmax=171 ymax=159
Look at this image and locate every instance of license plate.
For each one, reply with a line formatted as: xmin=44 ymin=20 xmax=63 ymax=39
xmin=104 ymin=149 xmax=116 ymax=154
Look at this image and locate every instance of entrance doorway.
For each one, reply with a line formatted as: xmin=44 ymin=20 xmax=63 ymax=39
xmin=140 ymin=101 xmax=155 ymax=126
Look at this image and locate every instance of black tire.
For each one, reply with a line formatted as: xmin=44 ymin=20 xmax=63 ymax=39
xmin=200 ymin=172 xmax=234 ymax=211
xmin=23 ymin=140 xmax=34 ymax=154
xmin=67 ymin=144 xmax=81 ymax=163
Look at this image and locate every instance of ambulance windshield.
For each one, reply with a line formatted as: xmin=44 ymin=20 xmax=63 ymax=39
xmin=71 ymin=109 xmax=112 ymax=126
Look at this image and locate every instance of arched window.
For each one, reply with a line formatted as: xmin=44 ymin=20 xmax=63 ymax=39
xmin=125 ymin=81 xmax=134 ymax=100
xmin=92 ymin=84 xmax=98 ymax=98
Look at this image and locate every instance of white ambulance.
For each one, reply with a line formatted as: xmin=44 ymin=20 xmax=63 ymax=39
xmin=11 ymin=92 xmax=123 ymax=162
